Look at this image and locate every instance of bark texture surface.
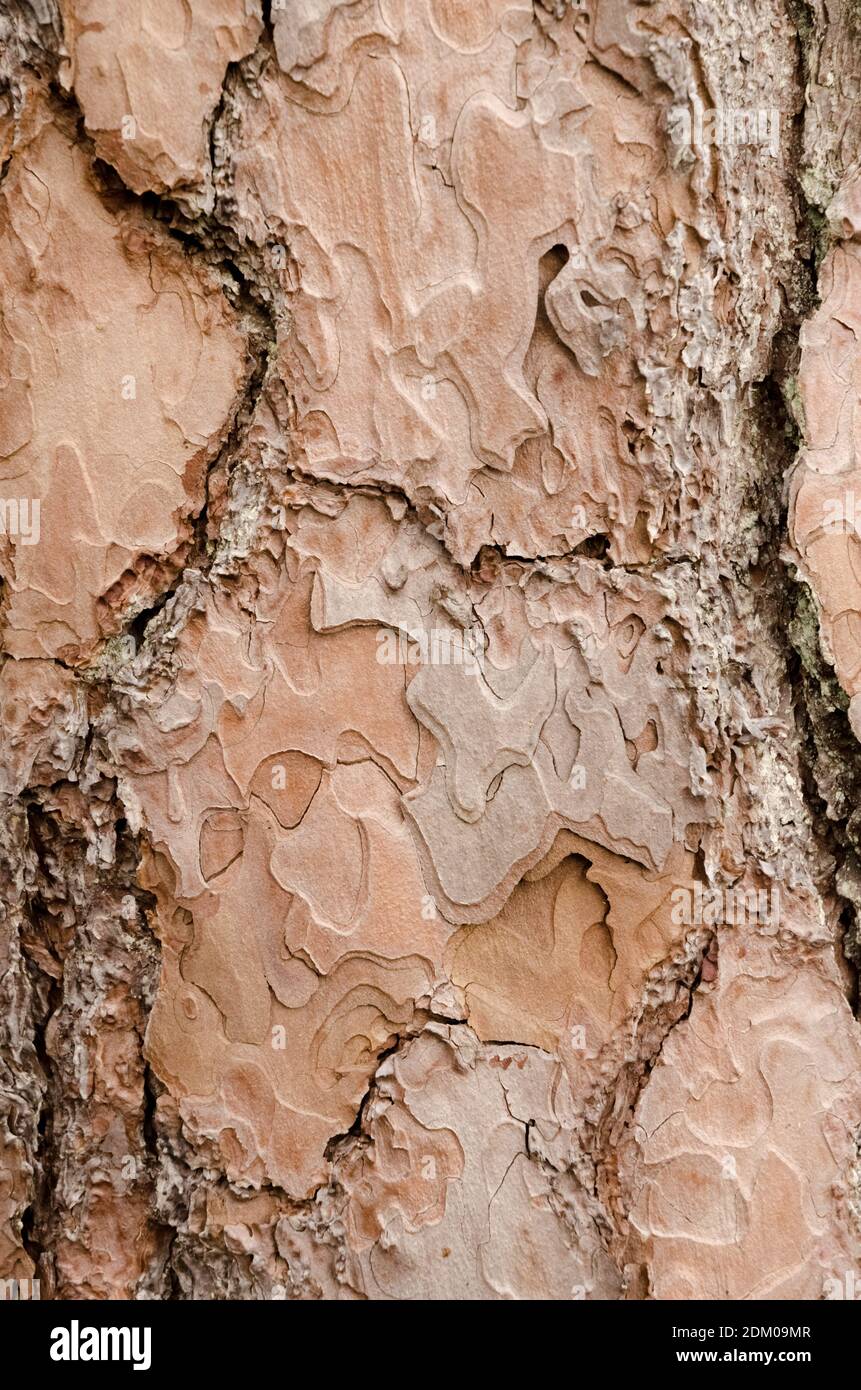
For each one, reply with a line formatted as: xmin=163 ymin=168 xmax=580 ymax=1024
xmin=1 ymin=0 xmax=860 ymax=1300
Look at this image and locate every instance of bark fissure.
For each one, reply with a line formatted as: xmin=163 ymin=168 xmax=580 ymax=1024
xmin=2 ymin=0 xmax=860 ymax=1302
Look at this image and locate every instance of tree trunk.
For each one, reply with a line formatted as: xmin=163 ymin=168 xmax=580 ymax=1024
xmin=0 ymin=0 xmax=859 ymax=1301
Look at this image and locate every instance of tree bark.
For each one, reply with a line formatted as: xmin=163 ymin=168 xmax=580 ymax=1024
xmin=0 ymin=0 xmax=859 ymax=1300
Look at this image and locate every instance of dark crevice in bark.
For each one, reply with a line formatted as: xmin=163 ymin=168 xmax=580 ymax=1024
xmin=16 ymin=806 xmax=69 ymax=1287
xmin=321 ymin=1017 xmax=547 ymax=1168
xmin=141 ymin=1059 xmax=183 ymax=1300
xmin=786 ymin=0 xmax=820 ymax=93
xmin=322 ymin=1024 xmax=434 ymax=1164
xmin=10 ymin=785 xmax=166 ymax=1296
xmin=17 ymin=898 xmax=56 ymax=1279
xmin=755 ymin=6 xmax=861 ymax=998
xmin=661 ymin=5 xmax=861 ymax=1011
xmin=33 ymin=57 xmax=282 ymax=655
xmin=584 ymin=930 xmax=715 ymax=1256
xmin=786 ymin=577 xmax=861 ymax=986
xmin=117 ymin=318 xmax=277 ymax=656
xmin=753 ymin=358 xmax=861 ymax=997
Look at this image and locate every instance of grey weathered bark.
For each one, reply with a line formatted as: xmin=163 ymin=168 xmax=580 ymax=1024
xmin=0 ymin=0 xmax=859 ymax=1300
